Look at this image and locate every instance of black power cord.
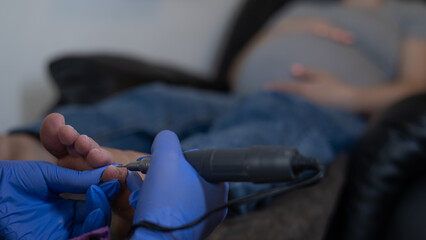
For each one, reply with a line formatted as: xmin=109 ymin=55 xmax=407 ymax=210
xmin=127 ymin=163 xmax=324 ymax=238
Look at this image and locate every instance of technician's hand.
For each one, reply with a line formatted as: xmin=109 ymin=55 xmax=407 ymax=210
xmin=127 ymin=130 xmax=229 ymax=240
xmin=0 ymin=160 xmax=120 ymax=240
xmin=264 ymin=64 xmax=358 ymax=111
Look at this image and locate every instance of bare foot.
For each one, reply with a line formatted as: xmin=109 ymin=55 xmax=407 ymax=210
xmin=40 ymin=113 xmax=148 ymax=238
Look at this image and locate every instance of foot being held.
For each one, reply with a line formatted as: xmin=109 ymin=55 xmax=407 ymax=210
xmin=40 ymin=113 xmax=147 ymax=237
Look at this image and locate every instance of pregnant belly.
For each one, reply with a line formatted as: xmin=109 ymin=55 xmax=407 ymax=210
xmin=233 ymin=33 xmax=386 ymax=96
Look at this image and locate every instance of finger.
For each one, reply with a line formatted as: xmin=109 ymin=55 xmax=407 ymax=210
xmin=291 ymin=64 xmax=329 ymax=81
xmin=290 ymin=63 xmax=318 ymax=81
xmin=313 ymin=23 xmax=353 ymax=45
xmin=85 ymin=182 xmax=118 ymax=225
xmin=150 ymin=130 xmax=184 ymax=169
xmin=40 ymin=163 xmax=108 ymax=193
xmin=290 ymin=64 xmax=307 ymax=78
xmin=79 ymin=209 xmax=106 ymax=236
xmin=291 ymin=63 xmax=320 ymax=78
xmin=129 ymin=189 xmax=142 ymax=209
xmin=313 ymin=22 xmax=330 ymax=37
xmin=85 ymin=186 xmax=109 ymax=218
xmin=330 ymin=28 xmax=354 ymax=45
xmin=126 ymin=171 xmax=143 ymax=193
xmin=146 ymin=130 xmax=189 ymax=189
xmin=126 ymin=171 xmax=144 ymax=208
xmin=74 ymin=201 xmax=88 ymax=224
xmin=71 ymin=223 xmax=84 ymax=238
xmin=73 ymin=181 xmax=119 ymax=226
xmin=98 ymin=179 xmax=121 ymax=200
xmin=151 ymin=130 xmax=181 ymax=154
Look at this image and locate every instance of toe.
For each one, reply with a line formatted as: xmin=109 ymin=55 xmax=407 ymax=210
xmin=102 ymin=165 xmax=128 ymax=184
xmin=57 ymin=157 xmax=93 ymax=171
xmin=40 ymin=113 xmax=68 ymax=158
xmin=58 ymin=125 xmax=79 ymax=146
xmin=87 ymin=148 xmax=114 ymax=168
xmin=74 ymin=135 xmax=99 ymax=156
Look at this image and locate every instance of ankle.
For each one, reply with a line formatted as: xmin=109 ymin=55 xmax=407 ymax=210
xmin=4 ymin=134 xmax=57 ymax=163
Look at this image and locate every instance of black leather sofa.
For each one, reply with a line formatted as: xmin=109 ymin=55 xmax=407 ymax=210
xmin=326 ymin=93 xmax=426 ymax=240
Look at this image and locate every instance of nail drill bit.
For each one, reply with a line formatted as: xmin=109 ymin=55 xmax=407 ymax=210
xmin=117 ymin=146 xmax=321 ymax=183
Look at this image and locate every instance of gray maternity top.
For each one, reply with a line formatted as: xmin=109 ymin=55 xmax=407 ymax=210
xmin=234 ymin=0 xmax=426 ymax=96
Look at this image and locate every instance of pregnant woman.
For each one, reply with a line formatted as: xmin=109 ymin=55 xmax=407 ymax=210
xmin=2 ymin=0 xmax=426 ymax=237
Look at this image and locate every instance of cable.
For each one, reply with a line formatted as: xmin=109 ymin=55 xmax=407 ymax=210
xmin=127 ymin=164 xmax=325 ymax=238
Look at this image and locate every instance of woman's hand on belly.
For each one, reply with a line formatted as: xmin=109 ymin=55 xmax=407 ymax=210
xmin=264 ymin=64 xmax=358 ymax=111
xmin=229 ymin=17 xmax=355 ymax=87
xmin=270 ymin=17 xmax=354 ymax=45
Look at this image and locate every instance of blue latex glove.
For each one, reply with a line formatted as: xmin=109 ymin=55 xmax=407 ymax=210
xmin=0 ymin=160 xmax=120 ymax=240
xmin=127 ymin=130 xmax=229 ymax=240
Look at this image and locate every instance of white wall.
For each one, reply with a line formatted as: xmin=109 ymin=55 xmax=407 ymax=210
xmin=0 ymin=0 xmax=243 ymax=133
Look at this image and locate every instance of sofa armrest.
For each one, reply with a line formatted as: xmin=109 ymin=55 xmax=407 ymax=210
xmin=326 ymin=93 xmax=426 ymax=240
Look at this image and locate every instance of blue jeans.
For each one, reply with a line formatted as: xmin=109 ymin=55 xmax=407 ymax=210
xmin=16 ymin=83 xmax=366 ymax=213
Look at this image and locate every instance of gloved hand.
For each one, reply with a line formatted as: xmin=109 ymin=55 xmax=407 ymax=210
xmin=0 ymin=160 xmax=120 ymax=240
xmin=127 ymin=130 xmax=229 ymax=240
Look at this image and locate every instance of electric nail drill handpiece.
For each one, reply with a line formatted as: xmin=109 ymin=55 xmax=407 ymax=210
xmin=119 ymin=146 xmax=322 ymax=183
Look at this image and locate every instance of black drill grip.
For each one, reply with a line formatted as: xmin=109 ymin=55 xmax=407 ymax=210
xmin=183 ymin=146 xmax=303 ymax=183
